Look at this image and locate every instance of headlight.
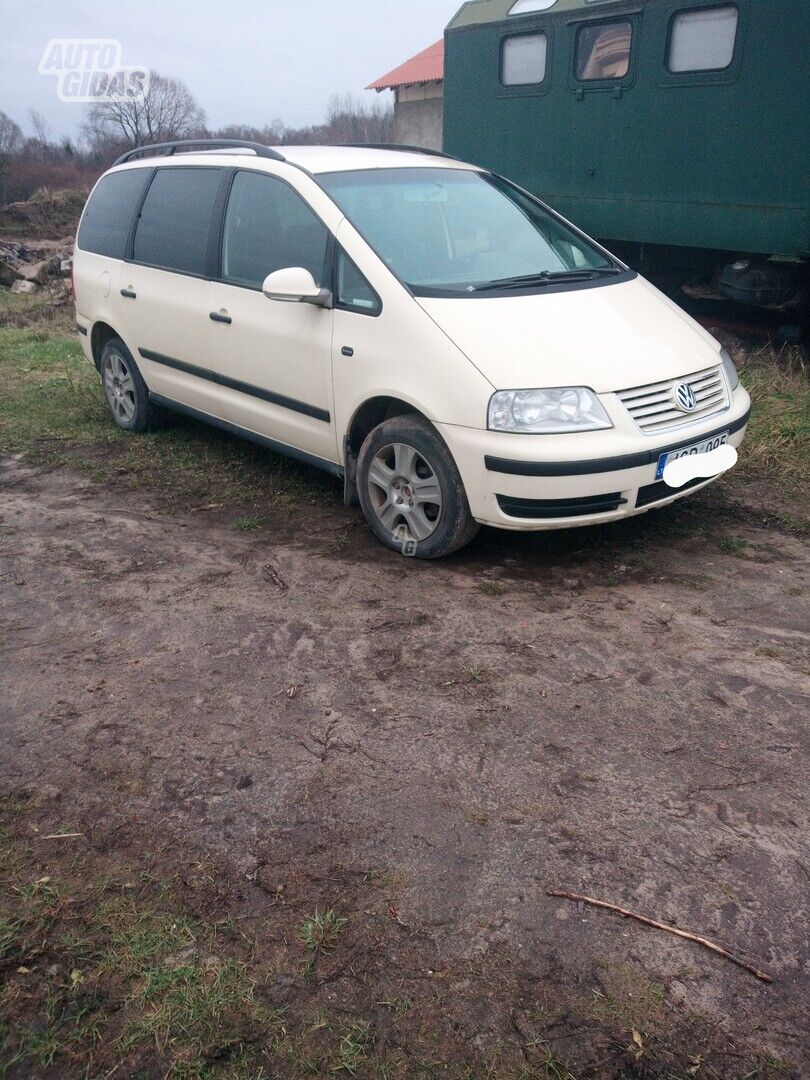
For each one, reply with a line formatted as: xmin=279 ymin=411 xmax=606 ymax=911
xmin=488 ymin=387 xmax=613 ymax=434
xmin=720 ymin=348 xmax=740 ymax=392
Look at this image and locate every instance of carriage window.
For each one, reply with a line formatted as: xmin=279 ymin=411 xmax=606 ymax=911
xmin=509 ymin=0 xmax=557 ymax=13
xmin=575 ymin=21 xmax=632 ymax=80
xmin=502 ymin=33 xmax=548 ymax=86
xmin=669 ymin=6 xmax=738 ymax=73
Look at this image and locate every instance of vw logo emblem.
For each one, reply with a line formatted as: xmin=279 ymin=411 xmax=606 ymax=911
xmin=674 ymin=382 xmax=697 ymax=412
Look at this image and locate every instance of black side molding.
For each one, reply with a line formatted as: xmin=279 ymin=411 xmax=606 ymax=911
xmin=485 ymin=408 xmax=751 ymax=478
xmin=148 ymin=393 xmax=344 ymax=479
xmin=139 ymin=348 xmax=330 ymax=423
xmin=76 ymin=323 xmax=88 ymax=336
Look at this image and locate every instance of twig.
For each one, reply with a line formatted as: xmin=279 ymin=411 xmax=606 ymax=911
xmin=261 ymin=563 xmax=288 ymax=590
xmin=548 ymin=889 xmax=772 ymax=983
xmin=41 ymin=832 xmax=84 ymax=840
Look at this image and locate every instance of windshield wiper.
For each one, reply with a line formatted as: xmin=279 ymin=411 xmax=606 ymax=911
xmin=470 ymin=267 xmax=623 ymax=293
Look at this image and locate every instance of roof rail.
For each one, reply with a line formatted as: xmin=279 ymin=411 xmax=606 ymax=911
xmin=113 ymin=139 xmax=286 ymax=167
xmin=344 ymin=143 xmax=458 ymax=160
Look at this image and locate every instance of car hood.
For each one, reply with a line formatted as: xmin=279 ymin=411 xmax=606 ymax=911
xmin=415 ymin=275 xmax=722 ymax=393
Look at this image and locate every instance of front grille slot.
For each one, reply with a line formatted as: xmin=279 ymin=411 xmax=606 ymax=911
xmin=497 ymin=493 xmax=626 ymax=519
xmin=617 ymin=366 xmax=729 ymax=434
xmin=636 ymin=475 xmax=714 ymax=508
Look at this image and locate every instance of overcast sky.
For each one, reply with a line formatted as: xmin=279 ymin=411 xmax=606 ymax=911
xmin=1 ymin=0 xmax=461 ymax=140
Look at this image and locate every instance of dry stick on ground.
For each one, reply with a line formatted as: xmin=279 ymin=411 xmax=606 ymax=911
xmin=548 ymin=890 xmax=772 ymax=984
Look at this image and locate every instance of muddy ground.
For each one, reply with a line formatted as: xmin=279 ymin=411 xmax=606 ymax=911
xmin=1 ymin=451 xmax=808 ymax=1077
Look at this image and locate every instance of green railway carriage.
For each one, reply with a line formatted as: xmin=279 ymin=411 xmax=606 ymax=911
xmin=443 ymin=0 xmax=810 ymax=304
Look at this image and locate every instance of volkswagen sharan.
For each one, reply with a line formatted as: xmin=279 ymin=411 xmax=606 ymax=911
xmin=73 ymin=141 xmax=751 ymax=558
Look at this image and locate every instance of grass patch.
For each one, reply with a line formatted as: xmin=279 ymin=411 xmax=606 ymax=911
xmin=0 ymin=795 xmax=796 ymax=1079
xmin=232 ymin=514 xmax=263 ymax=532
xmin=0 ymin=290 xmax=339 ymax=518
xmin=732 ymin=338 xmax=809 ymax=498
xmin=297 ymin=909 xmax=347 ymax=954
xmin=718 ymin=536 xmax=747 ymax=555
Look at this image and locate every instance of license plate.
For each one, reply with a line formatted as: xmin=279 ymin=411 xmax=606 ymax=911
xmin=656 ymin=431 xmax=729 ymax=480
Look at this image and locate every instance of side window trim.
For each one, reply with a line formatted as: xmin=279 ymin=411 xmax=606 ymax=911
xmin=214 ymin=167 xmax=334 ymax=293
xmin=208 ymin=167 xmax=236 ymax=281
xmin=124 ymin=167 xmax=156 ymax=261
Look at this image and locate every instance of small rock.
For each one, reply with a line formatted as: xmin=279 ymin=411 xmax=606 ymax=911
xmin=60 ymin=258 xmax=73 ymax=276
xmin=20 ymin=260 xmax=49 ymax=284
xmin=11 ymin=279 xmax=38 ymax=294
xmin=0 ymin=259 xmax=22 ymax=287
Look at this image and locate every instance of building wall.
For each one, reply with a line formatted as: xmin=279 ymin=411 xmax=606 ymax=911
xmin=393 ymin=84 xmax=444 ymax=150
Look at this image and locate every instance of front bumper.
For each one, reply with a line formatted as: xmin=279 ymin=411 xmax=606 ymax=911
xmin=438 ymin=386 xmax=751 ymax=531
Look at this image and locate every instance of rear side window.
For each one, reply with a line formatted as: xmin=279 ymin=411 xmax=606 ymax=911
xmin=221 ymin=171 xmax=329 ymax=290
xmin=77 ymin=169 xmax=150 ymax=258
xmin=575 ymin=20 xmax=633 ymax=80
xmin=502 ymin=33 xmax=548 ymax=86
xmin=669 ymin=6 xmax=738 ymax=72
xmin=133 ymin=167 xmax=221 ymax=276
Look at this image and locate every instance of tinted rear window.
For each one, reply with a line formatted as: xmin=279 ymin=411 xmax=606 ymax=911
xmin=133 ymin=167 xmax=221 ymax=276
xmin=77 ymin=169 xmax=151 ymax=258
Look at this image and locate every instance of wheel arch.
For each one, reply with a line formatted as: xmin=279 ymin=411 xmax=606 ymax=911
xmin=90 ymin=321 xmax=123 ymax=372
xmin=343 ymin=395 xmax=432 ymax=507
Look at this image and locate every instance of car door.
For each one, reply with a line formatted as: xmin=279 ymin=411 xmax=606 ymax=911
xmin=117 ymin=165 xmax=224 ymax=418
xmin=206 ymin=169 xmax=338 ymax=463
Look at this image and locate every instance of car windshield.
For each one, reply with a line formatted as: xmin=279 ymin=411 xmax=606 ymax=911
xmin=319 ymin=167 xmax=617 ymax=295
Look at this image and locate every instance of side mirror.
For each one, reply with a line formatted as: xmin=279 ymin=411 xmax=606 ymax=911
xmin=262 ymin=267 xmax=332 ymax=308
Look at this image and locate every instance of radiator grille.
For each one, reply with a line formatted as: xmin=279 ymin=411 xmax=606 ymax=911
xmin=617 ymin=366 xmax=729 ymax=435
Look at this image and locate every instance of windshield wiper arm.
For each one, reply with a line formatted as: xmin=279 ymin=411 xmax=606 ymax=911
xmin=470 ymin=267 xmax=623 ymax=292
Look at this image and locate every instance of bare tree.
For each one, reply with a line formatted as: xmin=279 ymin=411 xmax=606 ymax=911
xmin=82 ymin=73 xmax=206 ymax=159
xmin=0 ymin=111 xmax=23 ymax=201
xmin=321 ymin=94 xmax=393 ymax=145
xmin=29 ymin=108 xmax=51 ymax=161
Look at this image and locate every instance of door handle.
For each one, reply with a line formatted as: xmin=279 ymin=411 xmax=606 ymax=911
xmin=209 ymin=311 xmax=232 ymax=325
xmin=120 ymin=288 xmax=136 ymax=299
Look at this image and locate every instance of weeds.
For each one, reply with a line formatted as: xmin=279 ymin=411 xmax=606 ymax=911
xmin=232 ymin=514 xmax=263 ymax=532
xmin=331 ymin=1021 xmax=372 ymax=1075
xmin=297 ymin=909 xmax=347 ymax=954
xmin=733 ymin=339 xmax=809 ymax=497
xmin=718 ymin=536 xmax=747 ymax=554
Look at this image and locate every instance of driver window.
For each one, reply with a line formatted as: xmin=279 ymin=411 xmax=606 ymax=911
xmin=221 ymin=171 xmax=329 ymax=289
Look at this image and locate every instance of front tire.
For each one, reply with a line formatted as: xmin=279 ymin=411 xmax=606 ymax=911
xmin=357 ymin=414 xmax=479 ymax=559
xmin=100 ymin=337 xmax=155 ymax=433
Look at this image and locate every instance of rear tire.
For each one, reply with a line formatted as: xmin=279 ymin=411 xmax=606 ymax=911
xmin=100 ymin=337 xmax=156 ymax=433
xmin=357 ymin=414 xmax=479 ymax=559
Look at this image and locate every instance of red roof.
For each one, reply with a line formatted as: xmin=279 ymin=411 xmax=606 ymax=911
xmin=367 ymin=40 xmax=444 ymax=90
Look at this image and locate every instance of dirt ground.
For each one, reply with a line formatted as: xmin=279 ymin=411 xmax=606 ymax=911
xmin=1 ymin=449 xmax=808 ymax=1077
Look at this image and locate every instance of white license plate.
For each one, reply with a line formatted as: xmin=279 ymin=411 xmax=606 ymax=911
xmin=656 ymin=431 xmax=729 ymax=480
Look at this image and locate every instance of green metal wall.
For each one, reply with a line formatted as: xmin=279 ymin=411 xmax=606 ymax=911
xmin=443 ymin=0 xmax=810 ymax=258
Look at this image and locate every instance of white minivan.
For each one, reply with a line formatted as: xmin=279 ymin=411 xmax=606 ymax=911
xmin=74 ymin=140 xmax=751 ymax=558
